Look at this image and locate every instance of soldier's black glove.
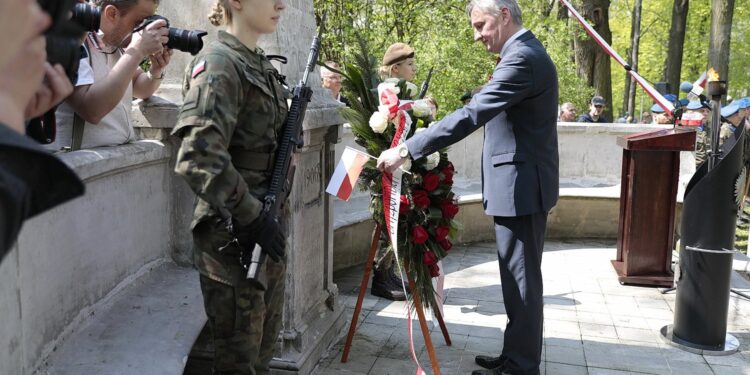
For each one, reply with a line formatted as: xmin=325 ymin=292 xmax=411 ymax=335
xmin=237 ymin=213 xmax=286 ymax=262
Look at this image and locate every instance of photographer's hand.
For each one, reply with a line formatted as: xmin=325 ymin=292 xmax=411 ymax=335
xmin=128 ymin=19 xmax=169 ymax=59
xmin=24 ymin=64 xmax=74 ymax=120
xmin=0 ymin=35 xmax=47 ymax=133
xmin=0 ymin=0 xmax=50 ymax=70
xmin=148 ymin=49 xmax=173 ymax=78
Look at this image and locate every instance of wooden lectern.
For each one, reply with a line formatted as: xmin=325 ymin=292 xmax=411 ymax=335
xmin=613 ymin=129 xmax=696 ymax=287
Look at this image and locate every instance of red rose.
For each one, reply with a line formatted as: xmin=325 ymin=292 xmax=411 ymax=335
xmin=439 ymin=238 xmax=453 ymax=252
xmin=428 ymin=263 xmax=440 ymax=278
xmin=444 ymin=162 xmax=455 ymax=174
xmin=412 ymin=190 xmax=430 ymax=209
xmin=422 ymin=172 xmax=440 ymax=192
xmin=399 ymin=195 xmax=410 ymax=214
xmin=441 ymin=166 xmax=454 ymax=181
xmin=411 ymin=225 xmax=429 ymax=244
xmin=442 ymin=174 xmax=454 ymax=187
xmin=441 ymin=200 xmax=460 ymax=219
xmin=435 ymin=226 xmax=450 ymax=241
xmin=422 ymin=250 xmax=439 ymax=266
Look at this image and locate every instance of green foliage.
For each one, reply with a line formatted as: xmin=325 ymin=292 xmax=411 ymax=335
xmin=315 ymin=0 xmax=750 ymax=121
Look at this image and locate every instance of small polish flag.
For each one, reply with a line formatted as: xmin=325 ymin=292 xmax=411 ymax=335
xmin=326 ymin=147 xmax=371 ymax=201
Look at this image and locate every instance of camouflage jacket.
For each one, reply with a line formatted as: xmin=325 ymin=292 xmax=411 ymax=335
xmin=173 ymin=31 xmax=290 ymax=230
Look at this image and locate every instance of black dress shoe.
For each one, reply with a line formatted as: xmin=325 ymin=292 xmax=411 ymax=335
xmin=475 ymin=355 xmax=507 ymax=370
xmin=471 ymin=367 xmax=511 ymax=375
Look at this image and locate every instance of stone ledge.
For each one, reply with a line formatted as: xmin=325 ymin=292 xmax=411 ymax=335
xmin=39 ymin=262 xmax=205 ymax=375
xmin=56 ymin=141 xmax=171 ymax=182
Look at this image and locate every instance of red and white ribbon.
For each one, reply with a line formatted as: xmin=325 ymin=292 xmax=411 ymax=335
xmin=560 ymin=0 xmax=675 ymax=114
xmin=381 ymin=103 xmax=426 ymax=375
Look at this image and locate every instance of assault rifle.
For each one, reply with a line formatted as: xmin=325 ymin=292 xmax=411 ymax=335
xmin=418 ymin=67 xmax=434 ymax=99
xmin=244 ymin=19 xmax=324 ymax=283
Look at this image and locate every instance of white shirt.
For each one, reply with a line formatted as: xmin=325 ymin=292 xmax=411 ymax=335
xmin=500 ymin=28 xmax=528 ymax=58
xmin=75 ymin=44 xmax=94 ymax=87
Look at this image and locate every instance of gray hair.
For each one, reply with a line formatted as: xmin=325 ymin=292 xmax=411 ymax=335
xmin=466 ymin=0 xmax=523 ymax=26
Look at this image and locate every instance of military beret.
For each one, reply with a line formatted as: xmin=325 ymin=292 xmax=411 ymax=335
xmin=737 ymin=98 xmax=750 ymax=109
xmin=721 ymin=102 xmax=740 ymax=117
xmin=383 ymin=43 xmax=415 ymax=66
xmin=651 ymin=103 xmax=666 ymax=113
xmin=686 ymin=101 xmax=703 ymax=110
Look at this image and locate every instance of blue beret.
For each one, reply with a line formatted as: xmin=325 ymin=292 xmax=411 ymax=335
xmin=721 ymin=102 xmax=740 ymax=117
xmin=686 ymin=101 xmax=703 ymax=110
xmin=651 ymin=103 xmax=666 ymax=113
xmin=664 ymin=94 xmax=678 ymax=102
xmin=738 ymin=98 xmax=750 ymax=109
xmin=679 ymin=98 xmax=689 ymax=107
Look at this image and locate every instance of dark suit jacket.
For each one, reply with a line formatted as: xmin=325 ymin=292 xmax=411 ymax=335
xmin=0 ymin=124 xmax=84 ymax=256
xmin=405 ymin=31 xmax=559 ymax=217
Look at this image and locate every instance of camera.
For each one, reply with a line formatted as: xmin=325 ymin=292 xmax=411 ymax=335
xmin=71 ymin=3 xmax=101 ymax=32
xmin=140 ymin=15 xmax=207 ymax=56
xmin=37 ymin=0 xmax=101 ymax=85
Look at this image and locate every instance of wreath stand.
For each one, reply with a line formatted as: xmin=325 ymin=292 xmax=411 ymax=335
xmin=340 ymin=224 xmax=452 ymax=374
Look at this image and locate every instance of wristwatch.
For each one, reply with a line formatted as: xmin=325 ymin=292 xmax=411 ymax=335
xmin=147 ymin=70 xmax=165 ymax=80
xmin=398 ymin=143 xmax=410 ymax=158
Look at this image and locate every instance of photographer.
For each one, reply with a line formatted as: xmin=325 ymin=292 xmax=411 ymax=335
xmin=52 ymin=0 xmax=173 ymax=150
xmin=0 ymin=0 xmax=85 ymax=259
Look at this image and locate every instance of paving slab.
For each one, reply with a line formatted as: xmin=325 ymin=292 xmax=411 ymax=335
xmin=315 ymin=241 xmax=750 ymax=374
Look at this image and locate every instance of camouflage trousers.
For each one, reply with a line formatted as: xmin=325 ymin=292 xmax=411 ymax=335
xmin=193 ymin=222 xmax=286 ymax=375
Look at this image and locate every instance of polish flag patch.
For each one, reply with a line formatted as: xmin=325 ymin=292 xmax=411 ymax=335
xmin=191 ymin=61 xmax=206 ymax=78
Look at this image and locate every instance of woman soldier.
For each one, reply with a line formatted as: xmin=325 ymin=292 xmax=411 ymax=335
xmin=172 ymin=0 xmax=289 ymax=373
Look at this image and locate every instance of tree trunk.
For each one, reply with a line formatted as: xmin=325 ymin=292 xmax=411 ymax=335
xmin=627 ymin=0 xmax=643 ymax=121
xmin=708 ymin=0 xmax=735 ymax=84
xmin=664 ymin=0 xmax=690 ymax=94
xmin=573 ymin=0 xmax=613 ymax=120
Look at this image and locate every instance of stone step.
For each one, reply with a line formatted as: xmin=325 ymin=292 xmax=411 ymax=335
xmin=40 ymin=262 xmax=205 ymax=375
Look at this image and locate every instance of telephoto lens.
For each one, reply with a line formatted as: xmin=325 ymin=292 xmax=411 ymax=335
xmin=167 ymin=28 xmax=208 ymax=56
xmin=139 ymin=15 xmax=207 ymax=56
xmin=71 ymin=3 xmax=101 ymax=32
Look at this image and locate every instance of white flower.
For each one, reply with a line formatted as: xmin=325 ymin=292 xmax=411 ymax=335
xmin=378 ymin=82 xmax=400 ymax=97
xmin=412 ymin=99 xmax=432 ymax=118
xmin=369 ymin=111 xmax=389 ymax=133
xmin=378 ymin=105 xmax=394 ymax=115
xmin=400 ymin=158 xmax=412 ymax=172
xmin=425 ymin=152 xmax=440 ymax=170
xmin=405 ymin=82 xmax=419 ymax=98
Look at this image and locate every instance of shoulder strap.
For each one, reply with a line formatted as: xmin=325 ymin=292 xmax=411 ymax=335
xmin=71 ymin=35 xmax=96 ymax=151
xmin=71 ymin=114 xmax=85 ymax=151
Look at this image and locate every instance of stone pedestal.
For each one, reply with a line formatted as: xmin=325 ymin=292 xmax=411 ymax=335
xmin=153 ymin=1 xmax=346 ymax=373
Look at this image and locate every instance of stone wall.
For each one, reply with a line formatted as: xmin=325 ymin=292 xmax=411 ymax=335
xmin=0 ymin=140 xmax=191 ymax=374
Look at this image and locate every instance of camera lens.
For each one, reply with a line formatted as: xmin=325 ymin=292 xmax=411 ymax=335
xmin=71 ymin=3 xmax=101 ymax=32
xmin=167 ymin=28 xmax=208 ymax=56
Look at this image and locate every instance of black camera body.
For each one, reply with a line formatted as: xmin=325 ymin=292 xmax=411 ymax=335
xmin=141 ymin=15 xmax=207 ymax=56
xmin=28 ymin=1 xmax=100 ymax=144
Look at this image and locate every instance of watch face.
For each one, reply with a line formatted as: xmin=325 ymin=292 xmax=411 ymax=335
xmin=399 ymin=145 xmax=408 ymax=157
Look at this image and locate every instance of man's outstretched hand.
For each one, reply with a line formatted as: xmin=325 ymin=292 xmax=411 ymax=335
xmin=377 ymin=147 xmax=407 ymax=174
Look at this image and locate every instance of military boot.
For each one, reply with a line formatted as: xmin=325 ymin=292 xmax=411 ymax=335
xmin=388 ymin=267 xmax=411 ymax=293
xmin=371 ymin=267 xmax=406 ymax=301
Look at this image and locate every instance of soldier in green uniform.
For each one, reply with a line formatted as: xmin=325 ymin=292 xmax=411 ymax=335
xmin=172 ymin=0 xmax=289 ymax=374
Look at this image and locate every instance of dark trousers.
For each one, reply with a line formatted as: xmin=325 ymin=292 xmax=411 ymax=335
xmin=494 ymin=212 xmax=548 ymax=375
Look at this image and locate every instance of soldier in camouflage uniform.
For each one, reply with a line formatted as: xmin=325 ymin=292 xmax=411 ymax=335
xmin=172 ymin=1 xmax=289 ymax=374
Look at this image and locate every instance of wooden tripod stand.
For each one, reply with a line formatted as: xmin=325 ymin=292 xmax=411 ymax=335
xmin=340 ymin=224 xmax=452 ymax=374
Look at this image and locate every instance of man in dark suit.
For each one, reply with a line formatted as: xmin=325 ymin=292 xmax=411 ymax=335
xmin=377 ymin=1 xmax=558 ymax=374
